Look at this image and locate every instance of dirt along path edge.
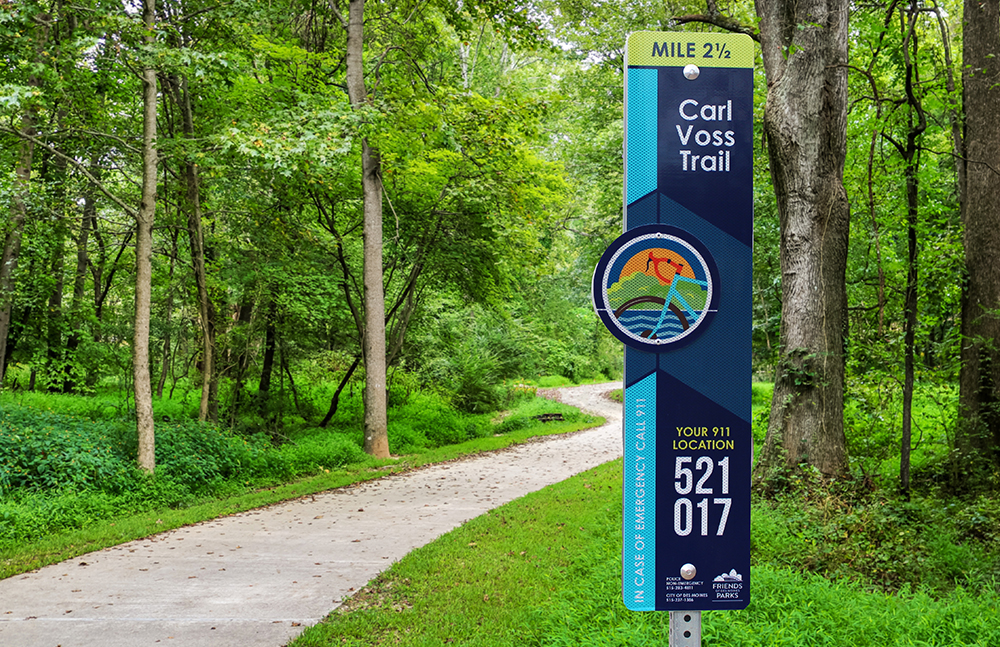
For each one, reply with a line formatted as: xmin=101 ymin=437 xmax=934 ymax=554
xmin=0 ymin=382 xmax=623 ymax=647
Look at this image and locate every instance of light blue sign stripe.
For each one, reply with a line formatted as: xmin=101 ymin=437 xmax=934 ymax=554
xmin=623 ymin=372 xmax=656 ymax=611
xmin=626 ymin=68 xmax=658 ymax=205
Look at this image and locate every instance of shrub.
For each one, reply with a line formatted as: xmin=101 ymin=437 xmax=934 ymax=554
xmin=0 ymin=410 xmax=132 ymax=494
xmin=282 ymin=434 xmax=368 ymax=473
xmin=389 ymin=392 xmax=488 ymax=449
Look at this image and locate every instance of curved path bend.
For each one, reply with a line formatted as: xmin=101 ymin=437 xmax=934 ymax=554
xmin=0 ymin=382 xmax=622 ymax=647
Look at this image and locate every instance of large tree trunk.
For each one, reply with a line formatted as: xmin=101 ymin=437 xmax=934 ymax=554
xmin=344 ymin=0 xmax=390 ymax=458
xmin=957 ymin=2 xmax=1000 ymax=467
xmin=134 ymin=0 xmax=158 ymax=474
xmin=753 ymin=0 xmax=851 ymax=480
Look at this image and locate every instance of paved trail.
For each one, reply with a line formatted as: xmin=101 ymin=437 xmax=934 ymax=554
xmin=0 ymin=383 xmax=623 ymax=647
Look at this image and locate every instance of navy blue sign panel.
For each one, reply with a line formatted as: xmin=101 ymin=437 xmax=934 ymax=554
xmin=594 ymin=32 xmax=753 ymax=612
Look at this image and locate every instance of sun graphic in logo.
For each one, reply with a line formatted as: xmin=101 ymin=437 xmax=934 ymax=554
xmin=593 ymin=225 xmax=717 ymax=352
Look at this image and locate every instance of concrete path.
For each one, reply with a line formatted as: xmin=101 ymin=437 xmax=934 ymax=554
xmin=0 ymin=382 xmax=623 ymax=647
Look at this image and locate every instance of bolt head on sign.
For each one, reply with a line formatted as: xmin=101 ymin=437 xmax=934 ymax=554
xmin=594 ymin=31 xmax=754 ymax=613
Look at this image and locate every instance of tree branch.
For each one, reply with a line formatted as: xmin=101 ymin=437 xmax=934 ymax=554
xmin=672 ymin=1 xmax=759 ymax=42
xmin=0 ymin=125 xmax=138 ymax=219
xmin=326 ymin=0 xmax=348 ymax=30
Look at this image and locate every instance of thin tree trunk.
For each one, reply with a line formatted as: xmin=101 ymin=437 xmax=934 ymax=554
xmin=157 ymin=229 xmax=179 ymax=399
xmin=257 ymin=300 xmax=277 ymax=407
xmin=344 ymin=0 xmax=390 ymax=458
xmin=320 ymin=356 xmax=361 ymax=427
xmin=134 ymin=0 xmax=158 ymax=474
xmin=64 ymin=153 xmax=97 ymax=393
xmin=0 ymin=12 xmax=48 ymax=388
xmin=280 ymin=348 xmax=303 ymax=417
xmin=901 ymin=156 xmax=918 ymax=496
xmin=45 ymin=232 xmax=65 ymax=392
xmin=177 ymin=76 xmax=215 ymax=422
xmin=896 ymin=3 xmax=926 ymax=498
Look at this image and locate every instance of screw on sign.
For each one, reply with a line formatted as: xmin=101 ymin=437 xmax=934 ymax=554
xmin=592 ymin=31 xmax=754 ymax=646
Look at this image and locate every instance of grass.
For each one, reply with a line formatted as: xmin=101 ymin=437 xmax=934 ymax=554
xmin=533 ymin=375 xmax=620 ymax=388
xmin=292 ymin=460 xmax=1000 ymax=647
xmin=292 ymin=461 xmax=623 ymax=647
xmin=0 ymin=394 xmax=603 ymax=580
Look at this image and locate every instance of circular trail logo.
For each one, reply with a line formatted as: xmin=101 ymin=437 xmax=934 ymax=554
xmin=593 ymin=225 xmax=718 ymax=352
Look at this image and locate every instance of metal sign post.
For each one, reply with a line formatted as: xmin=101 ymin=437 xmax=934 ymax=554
xmin=592 ymin=31 xmax=754 ymax=644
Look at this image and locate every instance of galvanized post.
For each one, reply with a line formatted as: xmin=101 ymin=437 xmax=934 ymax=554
xmin=669 ymin=611 xmax=701 ymax=647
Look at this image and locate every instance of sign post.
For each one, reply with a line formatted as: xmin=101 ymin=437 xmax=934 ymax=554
xmin=592 ymin=31 xmax=754 ymax=640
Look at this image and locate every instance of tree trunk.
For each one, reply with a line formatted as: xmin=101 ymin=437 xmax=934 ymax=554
xmin=64 ymin=153 xmax=97 ymax=393
xmin=134 ymin=0 xmax=158 ymax=474
xmin=0 ymin=12 xmax=48 ymax=388
xmin=320 ymin=355 xmax=361 ymax=427
xmin=156 ymin=229 xmax=179 ymax=399
xmin=901 ymin=152 xmax=918 ymax=496
xmin=45 ymin=230 xmax=65 ymax=392
xmin=896 ymin=4 xmax=926 ymax=498
xmin=753 ymin=0 xmax=851 ymax=480
xmin=257 ymin=300 xmax=277 ymax=406
xmin=957 ymin=1 xmax=1000 ymax=468
xmin=176 ymin=74 xmax=215 ymax=422
xmin=345 ymin=0 xmax=390 ymax=458
xmin=0 ymin=126 xmax=32 ymax=388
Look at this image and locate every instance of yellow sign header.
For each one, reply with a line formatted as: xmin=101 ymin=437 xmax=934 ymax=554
xmin=626 ymin=32 xmax=754 ymax=69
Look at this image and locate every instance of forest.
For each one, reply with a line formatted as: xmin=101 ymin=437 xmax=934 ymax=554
xmin=2 ymin=0 xmax=1000 ymax=612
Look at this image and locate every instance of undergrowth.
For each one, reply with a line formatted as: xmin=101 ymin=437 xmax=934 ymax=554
xmin=0 ymin=387 xmax=592 ymax=550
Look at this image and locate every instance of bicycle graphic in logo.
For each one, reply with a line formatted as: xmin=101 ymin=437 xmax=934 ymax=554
xmin=593 ymin=224 xmax=718 ymax=352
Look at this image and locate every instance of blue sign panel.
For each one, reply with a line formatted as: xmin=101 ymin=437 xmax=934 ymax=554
xmin=593 ymin=32 xmax=754 ymax=612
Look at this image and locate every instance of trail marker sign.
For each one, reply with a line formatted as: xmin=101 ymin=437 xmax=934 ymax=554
xmin=592 ymin=31 xmax=754 ymax=613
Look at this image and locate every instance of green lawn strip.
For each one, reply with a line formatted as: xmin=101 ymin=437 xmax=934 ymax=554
xmin=0 ymin=415 xmax=603 ymax=581
xmin=291 ymin=460 xmax=624 ymax=647
xmin=295 ymin=459 xmax=1000 ymax=647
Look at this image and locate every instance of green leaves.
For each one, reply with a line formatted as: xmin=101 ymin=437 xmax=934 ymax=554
xmin=0 ymin=83 xmax=39 ymax=114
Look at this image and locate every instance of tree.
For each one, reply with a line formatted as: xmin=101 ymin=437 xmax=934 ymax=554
xmin=957 ymin=0 xmax=1000 ymax=469
xmin=331 ymin=0 xmax=390 ymax=458
xmin=677 ymin=0 xmax=851 ymax=479
xmin=751 ymin=0 xmax=851 ymax=479
xmin=0 ymin=2 xmax=49 ymax=388
xmin=135 ymin=0 xmax=159 ymax=473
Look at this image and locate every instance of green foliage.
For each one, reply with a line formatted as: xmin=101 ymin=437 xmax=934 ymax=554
xmin=283 ymin=435 xmax=368 ymax=475
xmin=0 ymin=408 xmax=130 ymax=493
xmin=842 ymin=373 xmax=958 ymax=484
xmin=410 ymin=296 xmax=616 ymax=412
xmin=752 ymin=382 xmax=773 ymax=408
xmin=0 ymin=380 xmax=593 ymax=550
xmin=386 ymin=391 xmax=489 ymax=451
xmin=0 ymin=402 xmax=360 ymax=543
xmin=292 ymin=460 xmax=1000 ymax=647
xmin=750 ymin=474 xmax=1000 ymax=595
